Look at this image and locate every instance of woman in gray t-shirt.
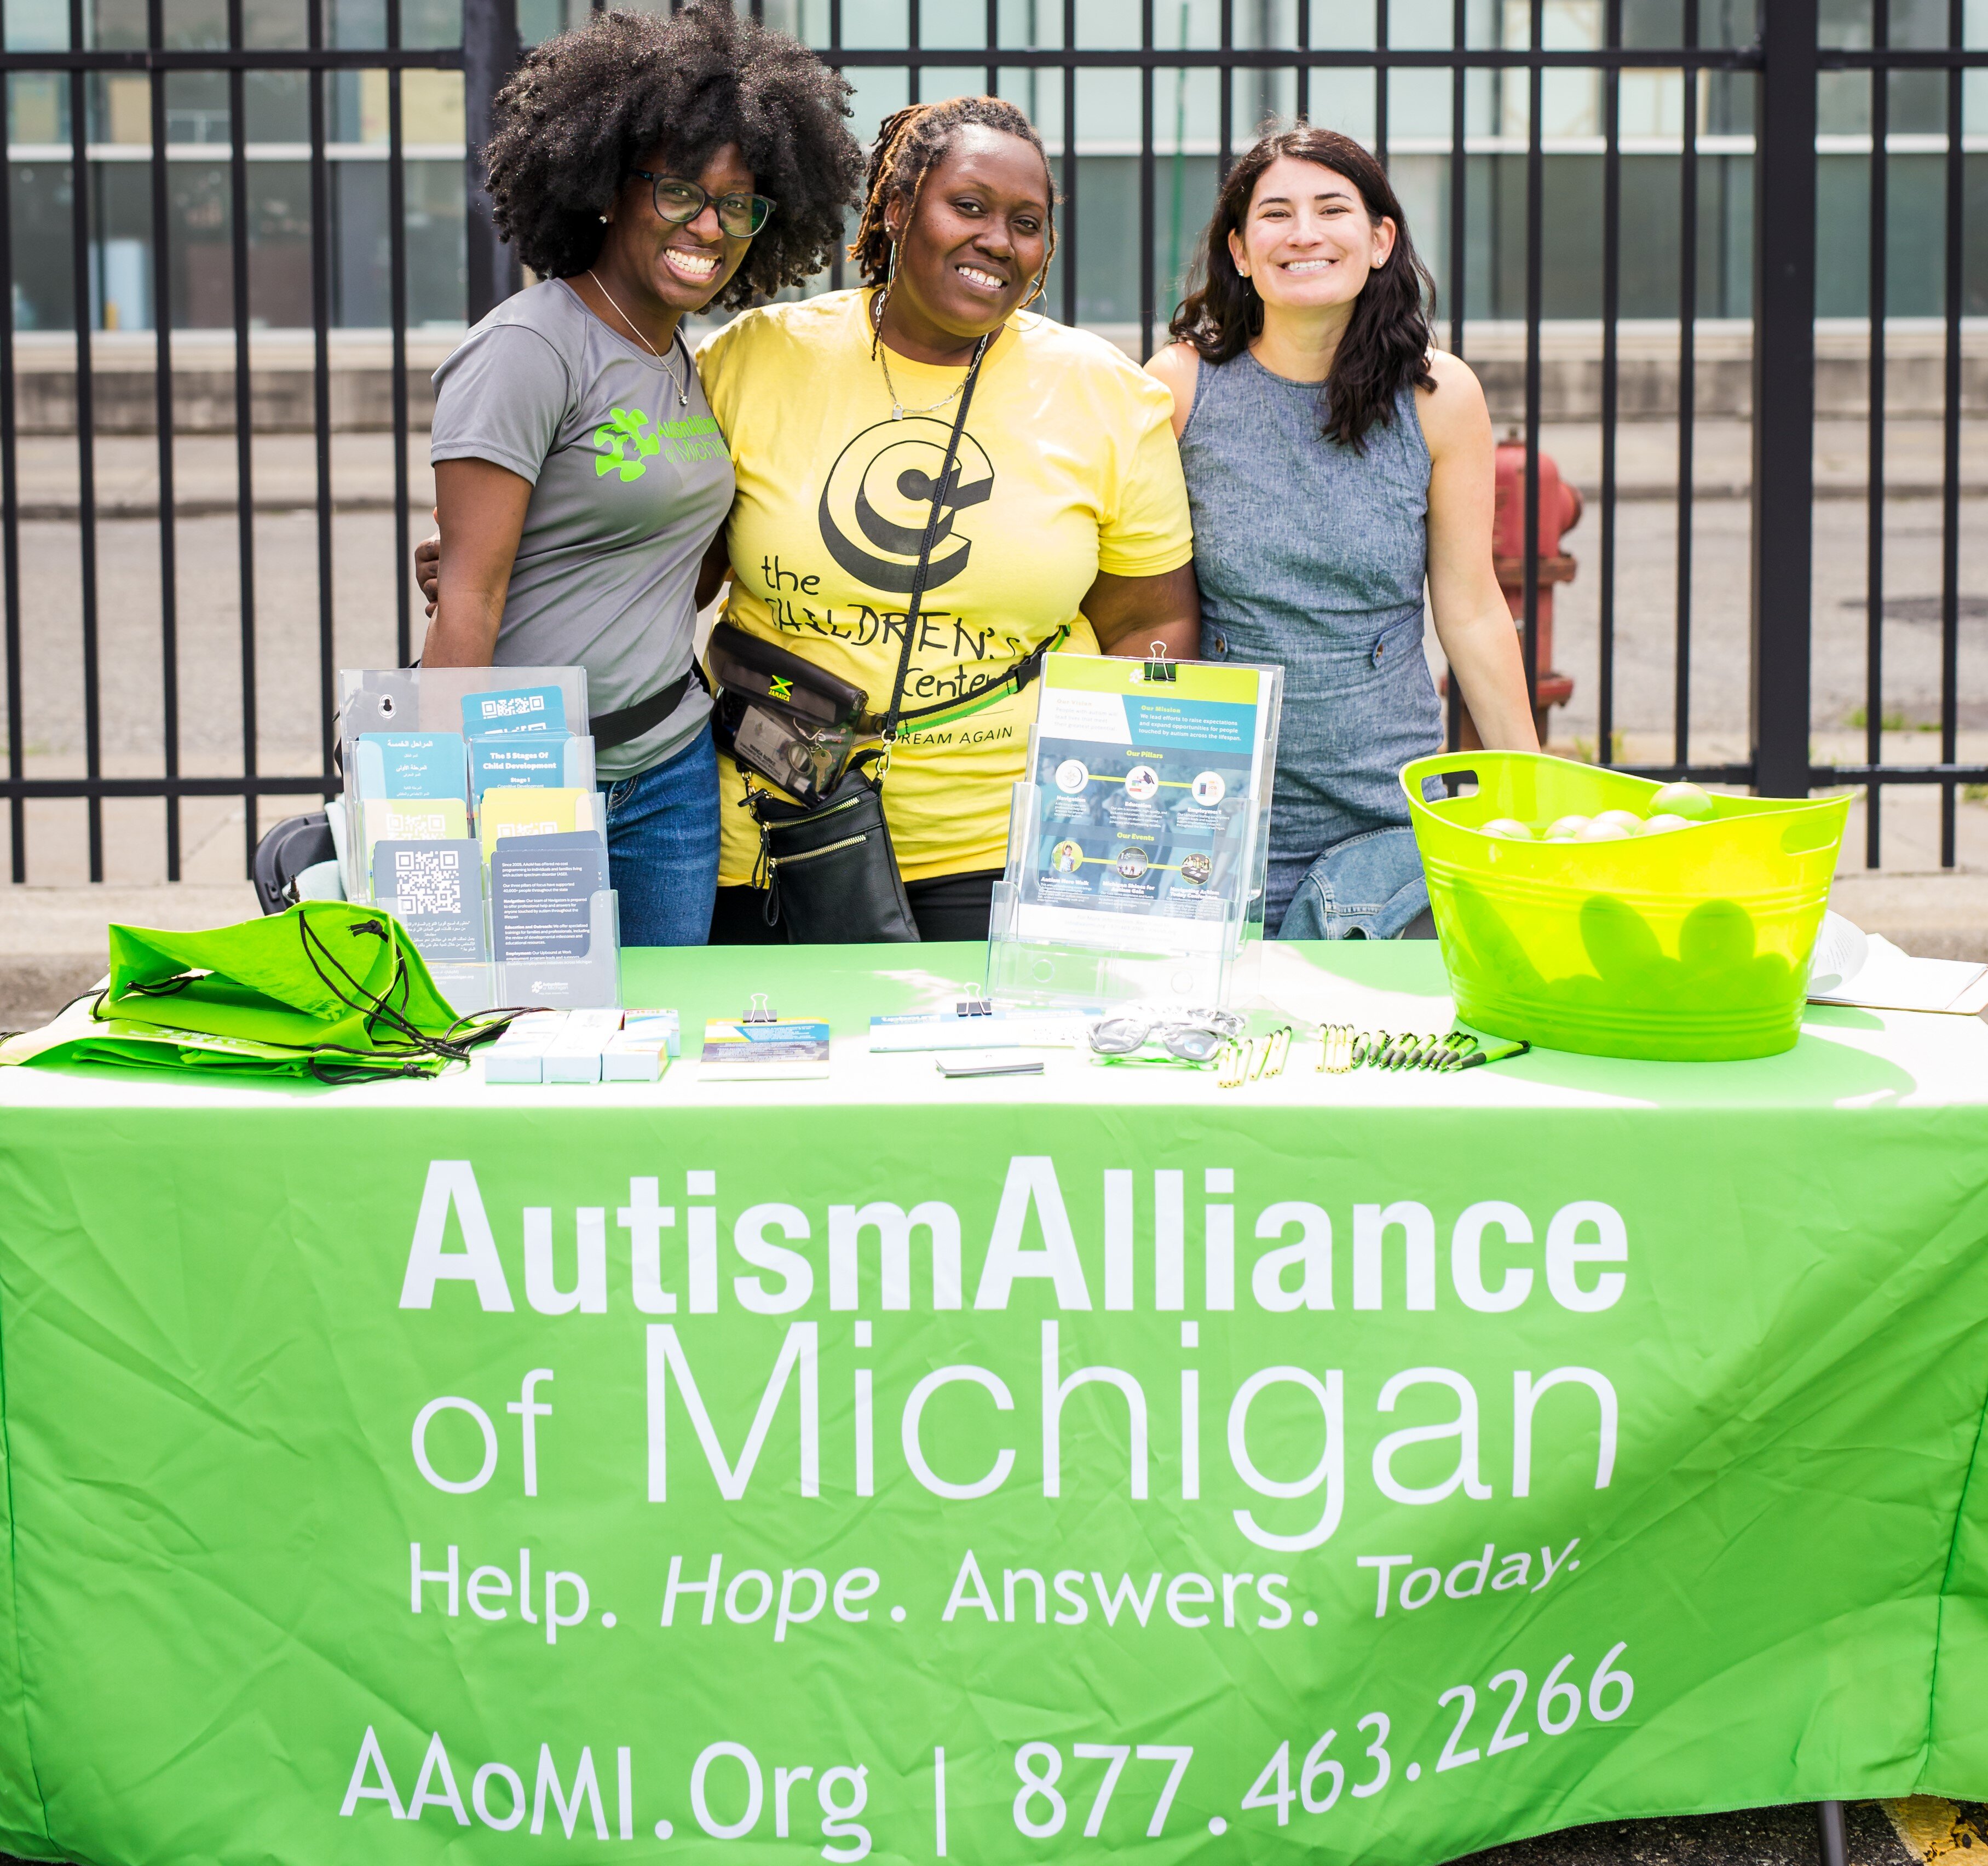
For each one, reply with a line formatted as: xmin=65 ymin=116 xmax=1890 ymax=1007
xmin=423 ymin=3 xmax=861 ymax=945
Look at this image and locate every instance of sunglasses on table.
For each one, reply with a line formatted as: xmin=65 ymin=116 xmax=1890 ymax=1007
xmin=628 ymin=172 xmax=776 ymax=239
xmin=1087 ymin=1006 xmax=1247 ymax=1065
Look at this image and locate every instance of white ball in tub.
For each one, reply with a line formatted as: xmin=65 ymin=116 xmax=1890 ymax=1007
xmin=1650 ymin=781 xmax=1715 ymax=821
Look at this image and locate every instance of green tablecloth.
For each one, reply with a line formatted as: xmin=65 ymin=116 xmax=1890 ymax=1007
xmin=1 ymin=940 xmax=1986 ymax=1866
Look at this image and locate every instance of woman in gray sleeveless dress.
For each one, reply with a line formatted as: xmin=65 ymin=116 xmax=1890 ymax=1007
xmin=1149 ymin=126 xmax=1538 ymax=937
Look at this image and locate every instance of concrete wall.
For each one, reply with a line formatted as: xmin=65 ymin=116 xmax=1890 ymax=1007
xmin=11 ymin=318 xmax=1988 ymax=433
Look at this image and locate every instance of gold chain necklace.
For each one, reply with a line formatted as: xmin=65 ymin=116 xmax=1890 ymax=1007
xmin=586 ymin=269 xmax=689 ymax=407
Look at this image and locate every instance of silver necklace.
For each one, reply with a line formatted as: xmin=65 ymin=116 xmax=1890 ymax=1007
xmin=878 ymin=342 xmax=969 ymax=421
xmin=586 ymin=268 xmax=689 ymax=406
xmin=873 ymin=291 xmax=987 ymax=420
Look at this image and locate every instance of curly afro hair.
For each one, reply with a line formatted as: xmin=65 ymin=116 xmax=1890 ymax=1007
xmin=483 ymin=2 xmax=864 ymax=309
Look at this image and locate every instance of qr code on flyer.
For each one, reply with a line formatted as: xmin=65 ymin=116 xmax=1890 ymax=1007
xmin=393 ymin=846 xmax=461 ymax=917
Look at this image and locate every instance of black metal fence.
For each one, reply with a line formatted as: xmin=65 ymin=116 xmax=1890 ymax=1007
xmin=2 ymin=0 xmax=1984 ymax=883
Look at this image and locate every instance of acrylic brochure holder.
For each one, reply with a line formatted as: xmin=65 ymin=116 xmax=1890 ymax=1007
xmin=336 ymin=665 xmax=621 ymax=1013
xmin=986 ymin=650 xmax=1282 ymax=1014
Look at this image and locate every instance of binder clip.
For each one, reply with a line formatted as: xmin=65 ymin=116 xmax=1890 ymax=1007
xmin=956 ymin=995 xmax=993 ymax=1018
xmin=1140 ymin=641 xmax=1177 ymax=684
xmin=744 ymin=994 xmax=777 ymax=1023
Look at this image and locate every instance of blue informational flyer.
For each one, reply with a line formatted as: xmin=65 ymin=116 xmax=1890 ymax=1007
xmin=460 ymin=684 xmax=567 ymax=738
xmin=354 ymin=733 xmax=468 ymax=803
xmin=470 ymin=736 xmax=571 ymax=800
xmin=1018 ymin=656 xmax=1269 ymax=953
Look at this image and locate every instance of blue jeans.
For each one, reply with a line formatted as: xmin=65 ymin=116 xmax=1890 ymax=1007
xmin=598 ymin=725 xmax=718 ymax=947
xmin=1276 ymin=823 xmax=1431 ymax=940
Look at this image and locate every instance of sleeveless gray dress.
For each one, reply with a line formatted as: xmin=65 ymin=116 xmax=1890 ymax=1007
xmin=1179 ymin=352 xmax=1443 ymax=936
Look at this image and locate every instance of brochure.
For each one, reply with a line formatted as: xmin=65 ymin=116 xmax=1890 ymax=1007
xmin=470 ymin=736 xmax=587 ymax=803
xmin=371 ymin=839 xmax=487 ymax=963
xmin=700 ymin=1018 xmax=832 ymax=1081
xmin=361 ymin=798 xmax=469 ymax=865
xmin=489 ymin=832 xmax=610 ymax=964
xmin=1017 ymin=654 xmax=1269 ymax=954
xmin=479 ymin=786 xmax=596 ymax=858
xmin=355 ymin=733 xmax=468 ymax=803
xmin=461 ymin=683 xmax=568 ymax=739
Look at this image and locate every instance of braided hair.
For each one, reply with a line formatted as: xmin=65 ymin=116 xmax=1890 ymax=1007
xmin=846 ymin=95 xmax=1059 ymax=311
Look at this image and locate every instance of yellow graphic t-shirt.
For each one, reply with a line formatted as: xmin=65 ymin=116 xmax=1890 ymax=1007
xmin=695 ymin=291 xmax=1194 ymax=884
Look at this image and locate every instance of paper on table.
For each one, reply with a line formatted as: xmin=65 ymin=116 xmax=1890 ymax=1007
xmin=701 ymin=1020 xmax=831 ymax=1081
xmin=869 ymin=1008 xmax=1097 ymax=1052
xmin=1248 ymin=941 xmax=1458 ymax=1033
xmin=1808 ymin=910 xmax=1988 ymax=1014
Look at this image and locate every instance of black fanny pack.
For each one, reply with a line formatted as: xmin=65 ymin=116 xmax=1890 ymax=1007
xmin=712 ymin=334 xmax=1025 ymax=942
xmin=707 ymin=624 xmax=872 ymax=806
xmin=708 ymin=619 xmax=1062 ymax=808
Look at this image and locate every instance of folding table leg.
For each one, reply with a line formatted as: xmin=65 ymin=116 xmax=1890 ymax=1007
xmin=1817 ymin=1800 xmax=1848 ymax=1866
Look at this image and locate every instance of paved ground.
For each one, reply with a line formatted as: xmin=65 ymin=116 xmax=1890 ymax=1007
xmin=1458 ymin=1798 xmax=1988 ymax=1866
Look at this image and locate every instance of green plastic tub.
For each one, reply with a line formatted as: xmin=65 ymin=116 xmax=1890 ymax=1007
xmin=1400 ymin=752 xmax=1851 ymax=1062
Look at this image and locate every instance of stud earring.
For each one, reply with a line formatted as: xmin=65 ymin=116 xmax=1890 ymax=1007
xmin=598 ymin=214 xmax=609 ymax=224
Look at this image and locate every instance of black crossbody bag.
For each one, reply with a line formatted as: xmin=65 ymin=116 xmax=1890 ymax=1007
xmin=724 ymin=335 xmax=1040 ymax=944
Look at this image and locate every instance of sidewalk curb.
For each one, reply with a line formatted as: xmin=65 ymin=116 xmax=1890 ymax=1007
xmin=0 ymin=956 xmax=102 ymax=1031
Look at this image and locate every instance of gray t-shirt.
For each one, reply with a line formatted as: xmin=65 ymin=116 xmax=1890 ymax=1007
xmin=430 ymin=278 xmax=735 ymax=779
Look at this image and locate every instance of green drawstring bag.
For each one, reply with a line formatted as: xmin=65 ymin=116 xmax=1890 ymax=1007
xmin=2 ymin=902 xmax=491 ymax=1082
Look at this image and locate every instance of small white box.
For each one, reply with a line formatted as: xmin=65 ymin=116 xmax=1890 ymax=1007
xmin=543 ymin=1007 xmax=625 ymax=1085
xmin=619 ymin=1009 xmax=681 ymax=1056
xmin=602 ymin=1035 xmax=666 ymax=1083
xmin=483 ymin=1010 xmax=568 ymax=1085
xmin=603 ymin=1009 xmax=679 ymax=1082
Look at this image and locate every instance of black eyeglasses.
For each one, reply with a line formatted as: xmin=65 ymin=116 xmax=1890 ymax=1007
xmin=628 ymin=172 xmax=776 ymax=239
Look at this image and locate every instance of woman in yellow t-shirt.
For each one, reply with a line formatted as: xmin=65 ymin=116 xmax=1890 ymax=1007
xmin=698 ymin=94 xmax=1199 ymax=943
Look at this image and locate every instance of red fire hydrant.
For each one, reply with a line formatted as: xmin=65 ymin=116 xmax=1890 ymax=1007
xmin=1447 ymin=433 xmax=1581 ymax=747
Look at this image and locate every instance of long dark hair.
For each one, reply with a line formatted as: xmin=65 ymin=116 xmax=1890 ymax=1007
xmin=1170 ymin=125 xmax=1437 ymax=452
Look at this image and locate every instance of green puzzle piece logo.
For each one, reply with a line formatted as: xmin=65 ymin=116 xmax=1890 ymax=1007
xmin=594 ymin=406 xmax=662 ymax=481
